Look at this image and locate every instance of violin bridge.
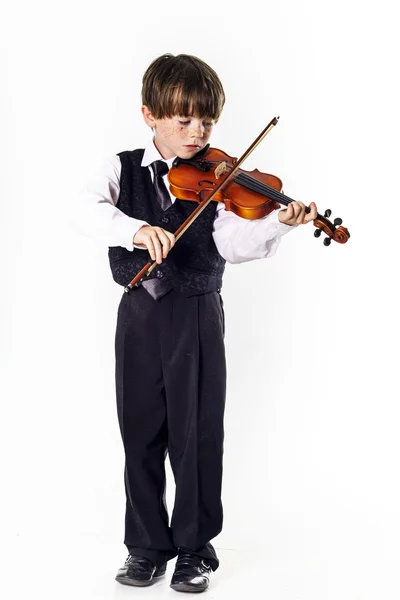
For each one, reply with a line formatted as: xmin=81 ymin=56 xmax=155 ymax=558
xmin=214 ymin=161 xmax=228 ymax=179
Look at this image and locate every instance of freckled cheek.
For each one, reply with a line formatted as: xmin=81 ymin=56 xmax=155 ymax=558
xmin=162 ymin=125 xmax=185 ymax=139
xmin=173 ymin=128 xmax=187 ymax=141
xmin=160 ymin=127 xmax=172 ymax=139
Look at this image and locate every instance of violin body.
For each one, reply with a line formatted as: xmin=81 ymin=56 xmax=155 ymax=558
xmin=168 ymin=147 xmax=282 ymax=220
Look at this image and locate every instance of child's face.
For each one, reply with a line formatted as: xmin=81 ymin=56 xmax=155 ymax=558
xmin=142 ymin=107 xmax=215 ymax=160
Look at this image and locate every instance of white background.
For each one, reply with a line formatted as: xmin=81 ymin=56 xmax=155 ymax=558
xmin=1 ymin=1 xmax=399 ymax=599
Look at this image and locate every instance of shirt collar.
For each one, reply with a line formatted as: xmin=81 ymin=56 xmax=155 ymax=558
xmin=141 ymin=138 xmax=176 ymax=169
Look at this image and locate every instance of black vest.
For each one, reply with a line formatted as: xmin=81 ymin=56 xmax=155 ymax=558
xmin=108 ymin=149 xmax=226 ymax=296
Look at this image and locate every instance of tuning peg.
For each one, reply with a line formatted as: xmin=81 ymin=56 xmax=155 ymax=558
xmin=314 ymin=227 xmax=323 ymax=238
xmin=323 ymin=237 xmax=332 ymax=246
xmin=324 ymin=209 xmax=332 ymax=218
xmin=334 ymin=217 xmax=342 ymax=226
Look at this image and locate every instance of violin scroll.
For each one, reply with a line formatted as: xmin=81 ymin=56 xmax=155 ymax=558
xmin=313 ymin=208 xmax=350 ymax=246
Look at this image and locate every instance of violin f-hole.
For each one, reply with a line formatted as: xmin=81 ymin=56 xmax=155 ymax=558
xmin=199 ymin=179 xmax=217 ymax=187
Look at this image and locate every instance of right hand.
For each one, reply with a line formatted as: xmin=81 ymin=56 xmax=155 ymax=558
xmin=133 ymin=225 xmax=176 ymax=264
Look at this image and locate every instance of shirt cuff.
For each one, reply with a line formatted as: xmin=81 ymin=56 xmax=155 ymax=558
xmin=116 ymin=217 xmax=149 ymax=251
xmin=242 ymin=209 xmax=295 ymax=252
xmin=264 ymin=208 xmax=297 ymax=236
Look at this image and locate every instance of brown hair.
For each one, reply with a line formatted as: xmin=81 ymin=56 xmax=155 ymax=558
xmin=142 ymin=54 xmax=225 ymax=121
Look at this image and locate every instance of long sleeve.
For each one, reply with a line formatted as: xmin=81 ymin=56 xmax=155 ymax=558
xmin=71 ymin=155 xmax=149 ymax=251
xmin=212 ymin=202 xmax=295 ymax=264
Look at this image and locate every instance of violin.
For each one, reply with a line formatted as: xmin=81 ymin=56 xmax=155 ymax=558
xmin=169 ymin=145 xmax=350 ymax=246
xmin=124 ymin=117 xmax=350 ymax=293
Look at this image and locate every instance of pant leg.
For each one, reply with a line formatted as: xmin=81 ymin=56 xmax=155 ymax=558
xmin=160 ymin=291 xmax=226 ymax=571
xmin=115 ymin=287 xmax=177 ymax=567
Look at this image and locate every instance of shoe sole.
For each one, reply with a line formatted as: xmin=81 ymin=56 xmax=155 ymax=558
xmin=170 ymin=582 xmax=208 ymax=593
xmin=116 ymin=572 xmax=166 ymax=587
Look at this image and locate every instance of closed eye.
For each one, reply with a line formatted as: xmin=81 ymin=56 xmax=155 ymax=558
xmin=178 ymin=120 xmax=214 ymax=127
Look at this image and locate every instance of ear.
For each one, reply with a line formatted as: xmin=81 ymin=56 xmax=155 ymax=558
xmin=141 ymin=105 xmax=157 ymax=129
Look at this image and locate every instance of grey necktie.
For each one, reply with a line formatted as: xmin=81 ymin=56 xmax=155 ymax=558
xmin=141 ymin=277 xmax=172 ymax=301
xmin=150 ymin=160 xmax=172 ymax=210
xmin=140 ymin=161 xmax=173 ymax=300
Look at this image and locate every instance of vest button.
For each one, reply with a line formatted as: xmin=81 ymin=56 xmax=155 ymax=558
xmin=161 ymin=217 xmax=169 ymax=223
xmin=155 ymin=270 xmax=164 ymax=278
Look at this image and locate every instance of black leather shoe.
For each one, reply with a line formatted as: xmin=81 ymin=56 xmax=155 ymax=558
xmin=115 ymin=554 xmax=167 ymax=586
xmin=170 ymin=552 xmax=212 ymax=593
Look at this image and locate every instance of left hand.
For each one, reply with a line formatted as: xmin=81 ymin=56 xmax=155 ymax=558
xmin=278 ymin=201 xmax=317 ymax=226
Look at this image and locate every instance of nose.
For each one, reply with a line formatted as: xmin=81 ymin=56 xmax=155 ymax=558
xmin=189 ymin=121 xmax=204 ymax=138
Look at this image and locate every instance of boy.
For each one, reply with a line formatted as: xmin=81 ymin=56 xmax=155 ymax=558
xmin=75 ymin=53 xmax=317 ymax=593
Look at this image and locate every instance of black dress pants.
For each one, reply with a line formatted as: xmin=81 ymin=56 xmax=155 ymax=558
xmin=114 ymin=287 xmax=226 ymax=571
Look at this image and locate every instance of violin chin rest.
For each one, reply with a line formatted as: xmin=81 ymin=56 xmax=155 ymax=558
xmin=172 ymin=157 xmax=182 ymax=168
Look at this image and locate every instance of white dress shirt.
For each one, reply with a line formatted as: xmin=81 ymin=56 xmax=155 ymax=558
xmin=73 ymin=140 xmax=295 ymax=263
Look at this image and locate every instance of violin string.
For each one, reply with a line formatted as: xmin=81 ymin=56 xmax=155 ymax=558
xmin=235 ymin=173 xmax=288 ymax=203
xmin=234 ymin=172 xmax=292 ymax=207
xmin=233 ymin=172 xmax=328 ymax=228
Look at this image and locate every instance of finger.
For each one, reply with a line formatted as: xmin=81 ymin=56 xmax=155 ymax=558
xmin=288 ymin=201 xmax=305 ymax=224
xmin=310 ymin=202 xmax=318 ymax=219
xmin=145 ymin=236 xmax=156 ymax=262
xmin=155 ymin=229 xmax=173 ymax=258
xmin=149 ymin=231 xmax=163 ymax=264
xmin=289 ymin=201 xmax=300 ymax=213
xmin=295 ymin=202 xmax=307 ymax=224
xmin=159 ymin=227 xmax=175 ymax=251
xmin=303 ymin=202 xmax=317 ymax=223
xmin=165 ymin=230 xmax=176 ymax=247
xmin=288 ymin=201 xmax=301 ymax=222
xmin=280 ymin=203 xmax=293 ymax=223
